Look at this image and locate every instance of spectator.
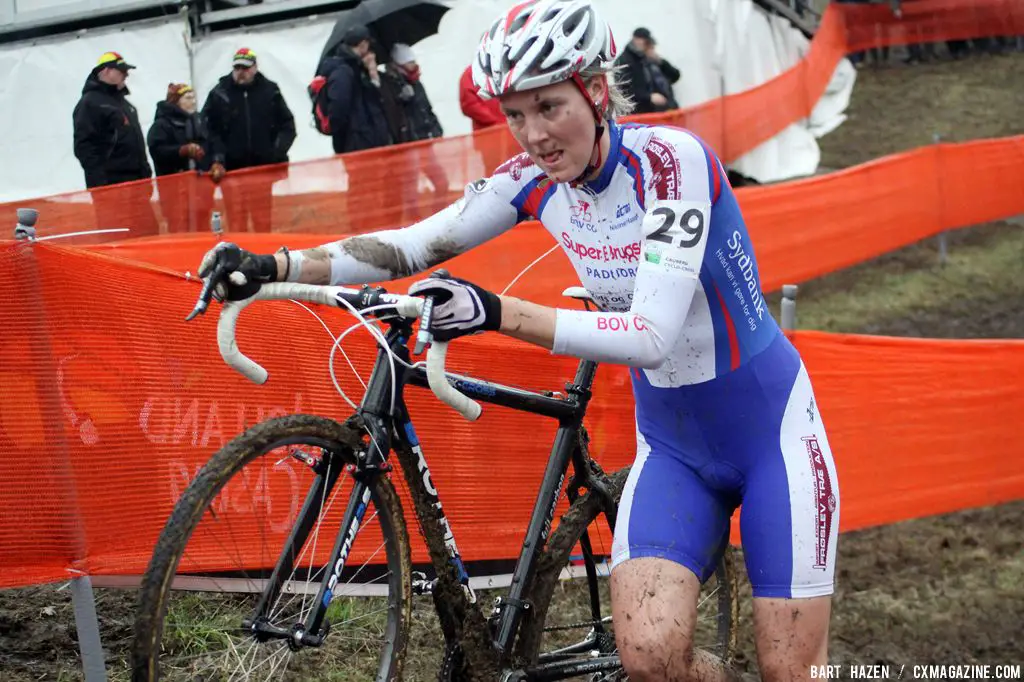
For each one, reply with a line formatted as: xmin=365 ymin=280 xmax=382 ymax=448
xmin=321 ymin=25 xmax=392 ymax=154
xmin=73 ymin=51 xmax=158 ymax=235
xmin=458 ymin=64 xmax=503 ymax=131
xmin=202 ymin=47 xmax=296 ymax=233
xmin=617 ymin=28 xmax=680 ymax=114
xmin=147 ymin=83 xmax=224 ymax=233
xmin=381 ymin=43 xmax=443 ymax=143
xmin=380 ymin=43 xmax=449 ymax=220
xmin=458 ymin=64 xmax=512 ymax=175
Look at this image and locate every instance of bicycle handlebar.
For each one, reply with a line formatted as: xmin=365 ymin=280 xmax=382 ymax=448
xmin=214 ymin=283 xmax=482 ymax=421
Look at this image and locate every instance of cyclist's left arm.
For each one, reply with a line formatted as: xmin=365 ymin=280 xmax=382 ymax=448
xmin=504 ymin=143 xmax=715 ymax=368
xmin=276 ymin=175 xmax=521 ymax=286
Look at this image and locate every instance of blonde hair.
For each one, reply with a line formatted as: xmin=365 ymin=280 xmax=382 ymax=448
xmin=580 ymin=62 xmax=635 ymax=120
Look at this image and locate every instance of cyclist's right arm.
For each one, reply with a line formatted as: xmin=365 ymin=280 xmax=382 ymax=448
xmin=274 ymin=174 xmax=521 ymax=285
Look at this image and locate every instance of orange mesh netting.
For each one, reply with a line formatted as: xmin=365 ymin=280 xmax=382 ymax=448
xmin=2 ymin=0 xmax=1024 ymax=587
xmin=78 ymin=134 xmax=1024 ymax=308
xmin=1 ymin=243 xmax=1024 ymax=587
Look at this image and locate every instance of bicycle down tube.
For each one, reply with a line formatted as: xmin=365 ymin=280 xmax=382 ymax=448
xmin=403 ymin=351 xmax=600 ymax=656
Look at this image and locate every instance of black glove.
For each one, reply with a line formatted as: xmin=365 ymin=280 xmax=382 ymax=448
xmin=408 ymin=273 xmax=502 ymax=342
xmin=197 ymin=242 xmax=277 ymax=301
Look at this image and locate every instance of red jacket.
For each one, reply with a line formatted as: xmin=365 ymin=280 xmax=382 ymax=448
xmin=459 ymin=66 xmax=503 ymax=131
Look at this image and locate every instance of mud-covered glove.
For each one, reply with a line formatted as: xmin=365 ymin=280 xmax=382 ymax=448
xmin=197 ymin=242 xmax=277 ymax=301
xmin=408 ymin=273 xmax=501 ymax=342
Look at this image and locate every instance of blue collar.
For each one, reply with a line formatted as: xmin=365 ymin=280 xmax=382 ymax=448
xmin=582 ymin=121 xmax=623 ymax=195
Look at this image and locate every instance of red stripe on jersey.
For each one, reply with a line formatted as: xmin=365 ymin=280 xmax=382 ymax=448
xmin=712 ymin=282 xmax=741 ymax=371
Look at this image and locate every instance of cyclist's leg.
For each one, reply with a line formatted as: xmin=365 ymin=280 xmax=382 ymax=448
xmin=739 ymin=361 xmax=840 ymax=682
xmin=610 ymin=430 xmax=736 ymax=682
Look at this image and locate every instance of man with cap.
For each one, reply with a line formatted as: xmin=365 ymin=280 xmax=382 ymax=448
xmin=73 ymin=51 xmax=158 ymax=234
xmin=618 ymin=27 xmax=681 ymax=114
xmin=202 ymin=47 xmax=296 ymax=232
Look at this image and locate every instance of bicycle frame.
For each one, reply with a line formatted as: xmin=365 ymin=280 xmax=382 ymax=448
xmin=245 ymin=313 xmax=621 ymax=674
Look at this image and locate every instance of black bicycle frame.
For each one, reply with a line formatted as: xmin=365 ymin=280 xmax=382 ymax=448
xmin=249 ymin=314 xmax=611 ymax=669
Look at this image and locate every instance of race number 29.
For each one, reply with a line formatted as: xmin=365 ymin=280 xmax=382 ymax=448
xmin=647 ymin=206 xmax=705 ymax=248
xmin=641 ymin=199 xmax=712 ymax=275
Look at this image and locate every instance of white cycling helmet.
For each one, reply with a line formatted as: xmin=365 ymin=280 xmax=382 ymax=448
xmin=472 ymin=0 xmax=617 ymax=100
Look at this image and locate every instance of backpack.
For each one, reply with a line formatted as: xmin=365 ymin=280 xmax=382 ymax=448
xmin=308 ymin=55 xmax=345 ymax=135
xmin=308 ymin=75 xmax=331 ymax=135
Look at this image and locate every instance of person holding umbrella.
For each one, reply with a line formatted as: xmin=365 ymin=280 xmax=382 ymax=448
xmin=320 ymin=24 xmax=392 ymax=154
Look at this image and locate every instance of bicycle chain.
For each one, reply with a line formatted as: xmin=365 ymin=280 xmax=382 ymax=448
xmin=542 ymin=618 xmax=604 ymax=632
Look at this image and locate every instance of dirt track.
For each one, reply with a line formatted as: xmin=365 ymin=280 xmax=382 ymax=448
xmin=1 ymin=49 xmax=1022 ymax=682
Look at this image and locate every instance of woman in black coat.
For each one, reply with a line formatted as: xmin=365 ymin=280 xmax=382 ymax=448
xmin=147 ymin=84 xmax=225 ymax=233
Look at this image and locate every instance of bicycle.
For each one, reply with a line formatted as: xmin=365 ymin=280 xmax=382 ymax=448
xmin=131 ymin=274 xmax=738 ymax=681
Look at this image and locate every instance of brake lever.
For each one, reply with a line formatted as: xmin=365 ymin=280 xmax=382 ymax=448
xmin=185 ymin=261 xmax=228 ymax=322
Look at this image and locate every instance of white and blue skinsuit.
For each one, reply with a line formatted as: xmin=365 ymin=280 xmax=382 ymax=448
xmin=311 ymin=120 xmax=841 ymax=598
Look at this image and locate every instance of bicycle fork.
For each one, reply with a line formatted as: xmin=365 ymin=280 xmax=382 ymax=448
xmin=243 ymin=438 xmax=385 ymax=649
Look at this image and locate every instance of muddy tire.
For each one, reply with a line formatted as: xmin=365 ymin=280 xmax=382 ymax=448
xmin=131 ymin=414 xmax=413 ymax=682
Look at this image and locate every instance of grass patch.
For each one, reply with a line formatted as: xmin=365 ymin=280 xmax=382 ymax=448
xmin=768 ymin=221 xmax=1024 ymax=338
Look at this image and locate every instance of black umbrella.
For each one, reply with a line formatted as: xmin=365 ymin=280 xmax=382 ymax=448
xmin=320 ymin=0 xmax=452 ymax=63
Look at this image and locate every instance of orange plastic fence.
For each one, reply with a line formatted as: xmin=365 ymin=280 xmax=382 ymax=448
xmin=2 ymin=0 xmax=1020 ymax=242
xmin=81 ymin=134 xmax=1024 ymax=307
xmin=2 ymin=242 xmax=1024 ymax=588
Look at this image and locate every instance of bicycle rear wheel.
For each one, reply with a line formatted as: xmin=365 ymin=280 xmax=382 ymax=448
xmin=132 ymin=415 xmax=412 ymax=682
xmin=517 ymin=465 xmax=736 ymax=680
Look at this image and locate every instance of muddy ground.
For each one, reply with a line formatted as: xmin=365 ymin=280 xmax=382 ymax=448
xmin=2 ymin=49 xmax=1022 ymax=681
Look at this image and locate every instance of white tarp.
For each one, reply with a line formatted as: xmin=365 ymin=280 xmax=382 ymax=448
xmin=0 ymin=0 xmax=853 ymax=203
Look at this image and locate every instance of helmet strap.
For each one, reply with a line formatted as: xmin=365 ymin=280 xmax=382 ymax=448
xmin=570 ymin=73 xmax=609 ymax=186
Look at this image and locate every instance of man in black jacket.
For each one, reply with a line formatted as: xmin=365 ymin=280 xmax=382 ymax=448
xmin=618 ymin=28 xmax=681 ymax=115
xmin=73 ymin=51 xmax=158 ymax=235
xmin=322 ymin=25 xmax=392 ymax=154
xmin=202 ymin=47 xmax=296 ymax=232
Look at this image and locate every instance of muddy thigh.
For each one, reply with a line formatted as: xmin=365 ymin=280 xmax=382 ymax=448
xmin=752 ymin=596 xmax=831 ymax=682
xmin=611 ymin=557 xmax=737 ymax=682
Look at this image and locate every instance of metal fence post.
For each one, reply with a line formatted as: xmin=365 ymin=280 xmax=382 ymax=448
xmin=13 ymin=208 xmax=108 ymax=682
xmin=781 ymin=284 xmax=799 ymax=331
xmin=70 ymin=576 xmax=108 ymax=682
xmin=933 ymin=133 xmax=949 ymax=266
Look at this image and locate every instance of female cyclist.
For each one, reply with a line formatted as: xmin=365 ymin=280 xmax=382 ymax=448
xmin=199 ymin=1 xmax=840 ymax=679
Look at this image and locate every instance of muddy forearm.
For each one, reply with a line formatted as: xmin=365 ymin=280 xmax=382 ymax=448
xmin=498 ymin=296 xmax=556 ymax=350
xmin=272 ymin=235 xmax=455 ymax=286
xmin=273 ymin=247 xmax=332 ymax=284
xmin=271 ymin=185 xmax=520 ymax=286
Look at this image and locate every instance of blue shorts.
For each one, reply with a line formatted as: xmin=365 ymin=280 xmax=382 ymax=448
xmin=611 ymin=333 xmax=840 ymax=599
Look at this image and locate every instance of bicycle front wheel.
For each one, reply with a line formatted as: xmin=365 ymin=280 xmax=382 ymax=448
xmin=132 ymin=415 xmax=412 ymax=682
xmin=517 ymin=466 xmax=736 ymax=680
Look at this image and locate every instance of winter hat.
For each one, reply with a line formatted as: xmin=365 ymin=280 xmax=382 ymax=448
xmin=391 ymin=43 xmax=416 ymax=65
xmin=93 ymin=51 xmax=135 ymax=73
xmin=343 ymin=24 xmax=372 ymax=47
xmin=232 ymin=47 xmax=257 ymax=68
xmin=165 ymin=83 xmax=193 ymax=104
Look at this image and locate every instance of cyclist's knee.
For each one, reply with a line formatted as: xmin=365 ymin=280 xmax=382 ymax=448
xmin=612 ymin=558 xmax=704 ymax=682
xmin=753 ymin=596 xmax=831 ymax=682
xmin=618 ymin=629 xmax=698 ymax=682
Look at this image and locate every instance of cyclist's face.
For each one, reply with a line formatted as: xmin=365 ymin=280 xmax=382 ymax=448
xmin=500 ymin=78 xmax=605 ymax=183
